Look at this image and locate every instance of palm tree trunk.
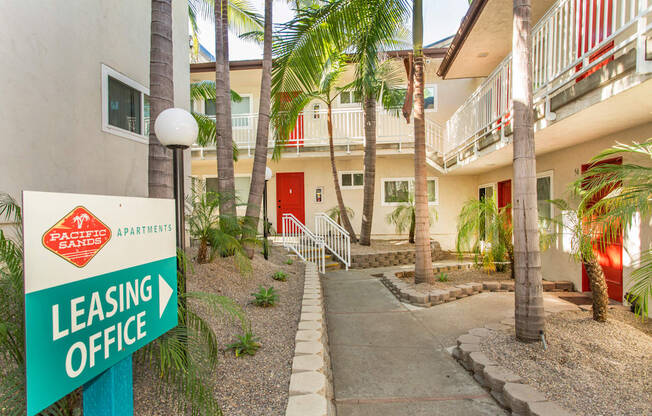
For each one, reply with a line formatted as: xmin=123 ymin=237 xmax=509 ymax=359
xmin=244 ymin=0 xmax=273 ymax=233
xmin=215 ymin=0 xmax=236 ymax=216
xmin=409 ymin=210 xmax=415 ymax=244
xmin=512 ymin=0 xmax=545 ymax=342
xmin=328 ymin=103 xmax=358 ymax=242
xmin=148 ymin=0 xmax=174 ymax=199
xmin=413 ymin=0 xmax=433 ymax=285
xmin=360 ymin=94 xmax=377 ymax=246
xmin=197 ymin=239 xmax=208 ymax=264
xmin=582 ymin=256 xmax=609 ymax=322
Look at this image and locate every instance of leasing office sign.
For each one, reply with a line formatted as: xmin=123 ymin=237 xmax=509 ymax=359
xmin=23 ymin=191 xmax=178 ymax=416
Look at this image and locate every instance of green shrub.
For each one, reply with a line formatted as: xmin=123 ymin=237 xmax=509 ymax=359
xmin=438 ymin=272 xmax=449 ymax=282
xmin=284 ymin=258 xmax=294 ymax=265
xmin=272 ymin=271 xmax=288 ymax=281
xmin=251 ymin=286 xmax=278 ymax=307
xmin=227 ymin=331 xmax=261 ymax=357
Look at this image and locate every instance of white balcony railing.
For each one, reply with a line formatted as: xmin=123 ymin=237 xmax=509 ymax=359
xmin=446 ymin=0 xmax=651 ymax=157
xmin=193 ymin=107 xmax=445 ymax=158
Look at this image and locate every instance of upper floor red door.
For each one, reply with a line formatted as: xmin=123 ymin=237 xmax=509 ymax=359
xmin=276 ymin=172 xmax=305 ymax=228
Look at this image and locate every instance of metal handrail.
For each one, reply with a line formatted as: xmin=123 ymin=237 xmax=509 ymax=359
xmin=282 ymin=213 xmax=325 ymax=273
xmin=315 ymin=213 xmax=351 ymax=270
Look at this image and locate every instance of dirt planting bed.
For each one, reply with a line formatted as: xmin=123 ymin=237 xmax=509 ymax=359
xmin=480 ymin=310 xmax=652 ymax=416
xmin=133 ymin=244 xmax=304 ymax=416
xmin=396 ymin=268 xmax=512 ymax=291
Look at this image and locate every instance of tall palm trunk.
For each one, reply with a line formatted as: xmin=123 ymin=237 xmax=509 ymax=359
xmin=360 ymin=95 xmax=377 ymax=246
xmin=327 ymin=103 xmax=358 ymax=242
xmin=215 ymin=0 xmax=236 ymax=216
xmin=245 ymin=0 xmax=273 ymax=233
xmin=582 ymin=255 xmax=609 ymax=322
xmin=148 ymin=0 xmax=174 ymax=198
xmin=412 ymin=0 xmax=433 ymax=284
xmin=512 ymin=0 xmax=545 ymax=342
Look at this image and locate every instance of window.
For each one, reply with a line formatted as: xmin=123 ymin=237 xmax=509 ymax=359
xmin=380 ymin=85 xmax=437 ymax=111
xmin=537 ymin=172 xmax=553 ymax=229
xmin=204 ymin=99 xmax=216 ymax=116
xmin=313 ymin=104 xmax=321 ymax=119
xmin=340 ymin=90 xmax=362 ymax=105
xmin=424 ymin=86 xmax=438 ymax=111
xmin=478 ymin=184 xmax=495 ymax=241
xmin=232 ymin=95 xmax=252 ymax=128
xmin=102 ymin=64 xmax=149 ymax=143
xmin=340 ymin=172 xmax=364 ymax=189
xmin=204 ymin=176 xmax=250 ymax=204
xmin=382 ymin=178 xmax=438 ymax=205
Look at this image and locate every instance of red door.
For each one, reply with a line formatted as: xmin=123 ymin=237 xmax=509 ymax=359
xmin=279 ymin=92 xmax=305 ymax=147
xmin=581 ymin=157 xmax=623 ymax=301
xmin=276 ymin=172 xmax=305 ymax=227
xmin=497 ymin=180 xmax=512 ymax=219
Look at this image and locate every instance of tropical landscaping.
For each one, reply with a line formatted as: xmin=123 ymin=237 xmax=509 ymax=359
xmin=1 ymin=0 xmax=651 ymax=415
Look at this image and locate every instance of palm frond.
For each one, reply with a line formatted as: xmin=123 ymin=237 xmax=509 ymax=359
xmin=627 ymin=249 xmax=652 ymax=318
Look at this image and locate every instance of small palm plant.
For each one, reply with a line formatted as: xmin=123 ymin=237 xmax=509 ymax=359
xmin=575 ymin=139 xmax=652 ymax=318
xmin=386 ymin=194 xmax=437 ymax=244
xmin=251 ymin=286 xmax=278 ymax=307
xmin=326 ymin=205 xmax=355 ymax=227
xmin=227 ymin=331 xmax=261 ymax=357
xmin=272 ymin=271 xmax=288 ymax=281
xmin=187 ymin=180 xmax=259 ymax=274
xmin=456 ymin=196 xmax=512 ymax=274
xmin=542 ymin=199 xmax=610 ymax=322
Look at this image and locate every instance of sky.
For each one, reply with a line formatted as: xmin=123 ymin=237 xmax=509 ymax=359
xmin=196 ymin=0 xmax=470 ymax=61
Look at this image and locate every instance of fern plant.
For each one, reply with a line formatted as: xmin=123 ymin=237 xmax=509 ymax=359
xmin=272 ymin=271 xmax=288 ymax=281
xmin=386 ymin=194 xmax=437 ymax=244
xmin=251 ymin=286 xmax=278 ymax=307
xmin=227 ymin=331 xmax=261 ymax=357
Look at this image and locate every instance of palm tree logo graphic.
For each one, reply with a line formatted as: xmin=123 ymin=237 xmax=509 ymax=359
xmin=72 ymin=213 xmax=90 ymax=229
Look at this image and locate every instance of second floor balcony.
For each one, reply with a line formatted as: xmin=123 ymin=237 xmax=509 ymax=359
xmin=191 ymin=106 xmax=445 ymax=162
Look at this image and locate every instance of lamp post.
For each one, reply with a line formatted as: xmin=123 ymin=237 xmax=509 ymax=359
xmin=154 ymin=108 xmax=198 ymax=302
xmin=263 ymin=167 xmax=273 ymax=260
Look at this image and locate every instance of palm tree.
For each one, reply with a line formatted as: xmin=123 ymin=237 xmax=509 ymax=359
xmin=271 ymin=42 xmax=358 ymax=241
xmin=576 ymin=140 xmax=652 ymax=318
xmin=244 ymin=0 xmax=273 ymax=235
xmin=456 ymin=196 xmax=513 ymax=274
xmin=410 ymin=0 xmax=433 ymax=283
xmin=387 ymin=194 xmax=437 ymax=244
xmin=512 ymin=0 xmax=545 ymax=342
xmin=148 ymin=0 xmax=174 ymax=199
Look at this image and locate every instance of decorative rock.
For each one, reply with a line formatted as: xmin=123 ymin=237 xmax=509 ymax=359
xmin=457 ymin=284 xmax=474 ymax=295
xmin=302 ymin=305 xmax=321 ymax=314
xmin=303 ymin=293 xmax=320 ymax=300
xmin=286 ymin=394 xmax=327 ymax=416
xmin=295 ymin=341 xmax=323 ymax=355
xmin=483 ymin=281 xmax=500 ymax=291
xmin=458 ymin=343 xmax=482 ymax=368
xmin=292 ymin=354 xmax=324 ymax=373
xmin=469 ymin=282 xmax=483 ymax=292
xmin=451 ymin=347 xmax=461 ymax=360
xmin=500 ymin=281 xmax=515 ymax=291
xmin=485 ymin=322 xmax=509 ymax=331
xmin=409 ymin=292 xmax=429 ymax=305
xmin=503 ymin=383 xmax=546 ymax=414
xmin=528 ymin=401 xmax=575 ymax=416
xmin=483 ymin=365 xmax=523 ymax=394
xmin=302 ymin=299 xmax=322 ymax=307
xmin=456 ymin=334 xmax=481 ymax=346
xmin=468 ymin=327 xmax=492 ymax=337
xmin=555 ymin=281 xmax=573 ymax=291
xmin=296 ymin=330 xmax=321 ymax=342
xmin=542 ymin=281 xmax=556 ymax=292
xmin=429 ymin=290 xmax=447 ymax=303
xmin=289 ymin=371 xmax=326 ymax=395
xmin=300 ymin=313 xmax=322 ymax=322
xmin=448 ymin=287 xmax=463 ymax=299
xmin=469 ymin=352 xmax=496 ymax=386
xmin=298 ymin=320 xmax=322 ymax=331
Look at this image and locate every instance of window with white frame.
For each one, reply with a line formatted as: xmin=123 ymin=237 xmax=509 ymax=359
xmin=102 ymin=64 xmax=150 ymax=142
xmin=382 ymin=178 xmax=438 ymax=205
xmin=380 ymin=85 xmax=438 ymax=112
xmin=232 ymin=95 xmax=252 ymax=128
xmin=340 ymin=171 xmax=364 ymax=189
xmin=204 ymin=176 xmax=251 ymax=204
xmin=340 ymin=90 xmax=362 ymax=105
xmin=537 ymin=172 xmax=553 ymax=229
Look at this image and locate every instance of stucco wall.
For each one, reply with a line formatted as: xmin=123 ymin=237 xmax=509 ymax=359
xmin=0 ymin=0 xmax=190 ymax=205
xmin=474 ymin=123 xmax=652 ymax=303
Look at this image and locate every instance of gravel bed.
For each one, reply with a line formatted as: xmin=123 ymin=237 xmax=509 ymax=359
xmin=133 ymin=244 xmax=304 ymax=415
xmin=480 ymin=310 xmax=652 ymax=416
xmin=396 ymin=268 xmax=512 ymax=290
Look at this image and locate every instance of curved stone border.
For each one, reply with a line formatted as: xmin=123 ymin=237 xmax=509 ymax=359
xmin=378 ymin=273 xmax=573 ymax=308
xmin=350 ymin=242 xmax=445 ymax=269
xmin=452 ymin=321 xmax=575 ymax=416
xmin=286 ymin=263 xmax=335 ymax=416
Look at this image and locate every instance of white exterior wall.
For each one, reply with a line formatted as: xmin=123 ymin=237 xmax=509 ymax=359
xmin=0 ymin=0 xmax=190 ymax=205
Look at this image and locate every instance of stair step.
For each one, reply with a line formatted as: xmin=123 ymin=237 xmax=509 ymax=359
xmin=325 ymin=262 xmax=341 ymax=269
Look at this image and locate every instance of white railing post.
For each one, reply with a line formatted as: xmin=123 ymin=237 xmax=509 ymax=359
xmin=281 ymin=213 xmax=326 ymax=272
xmin=314 ymin=213 xmax=351 ymax=270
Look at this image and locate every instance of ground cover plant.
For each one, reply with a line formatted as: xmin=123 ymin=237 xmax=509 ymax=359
xmin=251 ymin=286 xmax=278 ymax=307
xmin=272 ymin=270 xmax=288 ymax=281
xmin=227 ymin=331 xmax=261 ymax=357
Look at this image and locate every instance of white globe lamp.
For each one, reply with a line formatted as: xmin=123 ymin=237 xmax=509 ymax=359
xmin=154 ymin=108 xmax=198 ymax=149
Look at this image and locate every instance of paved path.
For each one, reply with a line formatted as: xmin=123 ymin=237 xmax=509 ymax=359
xmin=323 ymin=267 xmax=576 ymax=416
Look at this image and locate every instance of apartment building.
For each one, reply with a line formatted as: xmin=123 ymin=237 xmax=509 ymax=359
xmin=0 ymin=1 xmax=190 ymax=203
xmin=191 ymin=0 xmax=651 ymax=305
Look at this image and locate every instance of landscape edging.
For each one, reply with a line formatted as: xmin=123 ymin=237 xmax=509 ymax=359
xmin=379 ymin=272 xmax=574 ymax=308
xmin=285 ymin=263 xmax=335 ymax=416
xmin=452 ymin=320 xmax=576 ymax=416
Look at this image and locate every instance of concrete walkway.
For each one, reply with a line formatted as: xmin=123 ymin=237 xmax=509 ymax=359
xmin=323 ymin=267 xmax=575 ymax=416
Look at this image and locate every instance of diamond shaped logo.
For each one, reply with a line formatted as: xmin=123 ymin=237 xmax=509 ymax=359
xmin=42 ymin=206 xmax=112 ymax=268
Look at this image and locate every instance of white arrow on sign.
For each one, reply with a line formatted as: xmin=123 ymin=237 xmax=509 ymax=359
xmin=159 ymin=274 xmax=173 ymax=318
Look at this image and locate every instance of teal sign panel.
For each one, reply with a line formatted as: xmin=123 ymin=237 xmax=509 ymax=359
xmin=25 ymin=257 xmax=177 ymax=416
